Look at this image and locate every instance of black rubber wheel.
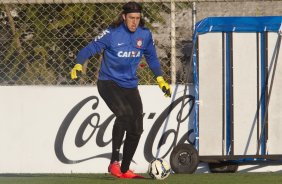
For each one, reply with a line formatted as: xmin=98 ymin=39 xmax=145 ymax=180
xmin=170 ymin=143 xmax=199 ymax=174
xmin=208 ymin=162 xmax=239 ymax=173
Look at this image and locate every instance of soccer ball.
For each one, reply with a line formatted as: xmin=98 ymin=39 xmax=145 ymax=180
xmin=148 ymin=158 xmax=171 ymax=180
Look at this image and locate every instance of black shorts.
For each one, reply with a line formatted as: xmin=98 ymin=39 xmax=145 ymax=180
xmin=97 ymin=80 xmax=143 ymax=134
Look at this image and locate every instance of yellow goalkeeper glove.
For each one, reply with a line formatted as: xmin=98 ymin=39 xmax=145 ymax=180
xmin=71 ymin=64 xmax=82 ymax=80
xmin=157 ymin=76 xmax=171 ymax=97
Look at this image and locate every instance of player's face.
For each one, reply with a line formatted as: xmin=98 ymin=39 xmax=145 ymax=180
xmin=123 ymin=13 xmax=141 ymax=32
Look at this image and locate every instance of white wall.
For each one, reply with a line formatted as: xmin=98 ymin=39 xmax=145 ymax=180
xmin=0 ymin=85 xmax=193 ymax=173
xmin=2 ymin=84 xmax=282 ymax=173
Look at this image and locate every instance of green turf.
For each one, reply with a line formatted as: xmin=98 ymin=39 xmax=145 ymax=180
xmin=1 ymin=173 xmax=282 ymax=184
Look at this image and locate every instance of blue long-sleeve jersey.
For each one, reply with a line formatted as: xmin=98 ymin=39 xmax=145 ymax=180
xmin=76 ymin=23 xmax=162 ymax=88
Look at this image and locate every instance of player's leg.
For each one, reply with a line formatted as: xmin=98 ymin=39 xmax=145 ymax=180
xmin=97 ymin=80 xmax=127 ymax=177
xmin=119 ymin=87 xmax=144 ymax=178
xmin=97 ymin=80 xmax=144 ymax=178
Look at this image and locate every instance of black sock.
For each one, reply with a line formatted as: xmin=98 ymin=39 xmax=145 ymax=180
xmin=120 ymin=133 xmax=141 ymax=173
xmin=111 ymin=121 xmax=125 ymax=163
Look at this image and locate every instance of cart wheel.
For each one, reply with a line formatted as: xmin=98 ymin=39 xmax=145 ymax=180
xmin=170 ymin=143 xmax=199 ymax=174
xmin=208 ymin=162 xmax=239 ymax=173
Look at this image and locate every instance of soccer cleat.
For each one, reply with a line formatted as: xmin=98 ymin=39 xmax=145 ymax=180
xmin=108 ymin=161 xmax=122 ymax=178
xmin=120 ymin=170 xmax=144 ymax=179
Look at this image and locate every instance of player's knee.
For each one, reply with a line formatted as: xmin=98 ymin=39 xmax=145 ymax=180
xmin=127 ymin=130 xmax=143 ymax=141
xmin=135 ymin=114 xmax=144 ymax=134
xmin=115 ymin=110 xmax=143 ymax=134
xmin=132 ymin=126 xmax=143 ymax=136
xmin=128 ymin=115 xmax=143 ymax=135
xmin=115 ymin=115 xmax=132 ymax=125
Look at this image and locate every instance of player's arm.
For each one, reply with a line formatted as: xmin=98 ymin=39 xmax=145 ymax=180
xmin=144 ymin=31 xmax=171 ymax=97
xmin=71 ymin=29 xmax=111 ymax=80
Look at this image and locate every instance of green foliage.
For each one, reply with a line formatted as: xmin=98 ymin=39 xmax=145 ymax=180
xmin=1 ymin=2 xmax=190 ymax=85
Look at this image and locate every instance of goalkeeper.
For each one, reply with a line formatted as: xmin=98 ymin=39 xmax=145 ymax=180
xmin=71 ymin=1 xmax=171 ymax=179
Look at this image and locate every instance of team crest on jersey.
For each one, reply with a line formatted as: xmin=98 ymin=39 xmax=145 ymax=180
xmin=136 ymin=39 xmax=143 ymax=48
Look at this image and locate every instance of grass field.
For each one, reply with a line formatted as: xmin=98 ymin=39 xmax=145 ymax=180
xmin=1 ymin=173 xmax=282 ymax=184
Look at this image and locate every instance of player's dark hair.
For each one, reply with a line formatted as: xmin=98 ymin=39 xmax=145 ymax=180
xmin=123 ymin=1 xmax=142 ymax=14
xmin=110 ymin=1 xmax=145 ymax=28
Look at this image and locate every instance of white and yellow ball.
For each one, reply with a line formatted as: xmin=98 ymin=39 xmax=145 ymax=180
xmin=148 ymin=158 xmax=171 ymax=180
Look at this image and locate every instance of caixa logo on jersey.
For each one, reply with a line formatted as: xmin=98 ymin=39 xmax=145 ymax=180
xmin=54 ymin=94 xmax=195 ymax=164
xmin=117 ymin=51 xmax=141 ymax=58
